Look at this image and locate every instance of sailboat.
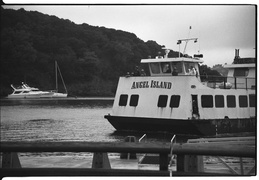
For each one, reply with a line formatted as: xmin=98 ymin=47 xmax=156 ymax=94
xmin=42 ymin=61 xmax=68 ymax=98
xmin=7 ymin=61 xmax=68 ymax=99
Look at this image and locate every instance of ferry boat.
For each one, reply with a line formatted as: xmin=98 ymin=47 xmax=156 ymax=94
xmin=7 ymin=61 xmax=68 ymax=99
xmin=104 ymin=39 xmax=256 ymax=136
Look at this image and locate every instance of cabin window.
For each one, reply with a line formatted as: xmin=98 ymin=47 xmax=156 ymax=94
xmin=150 ymin=63 xmax=161 ymax=74
xmin=158 ymin=95 xmax=168 ymax=107
xmin=14 ymin=91 xmax=22 ymax=94
xmin=227 ymin=95 xmax=236 ymax=108
xmin=184 ymin=62 xmax=195 ymax=74
xmin=130 ymin=94 xmax=139 ymax=107
xmin=201 ymin=95 xmax=213 ymax=108
xmin=171 ymin=62 xmax=183 ymax=73
xmin=233 ymin=68 xmax=249 ymax=77
xmin=161 ymin=62 xmax=171 ymax=73
xmin=215 ymin=95 xmax=224 ymax=108
xmin=119 ymin=94 xmax=128 ymax=106
xmin=249 ymin=94 xmax=255 ymax=107
xmin=170 ymin=95 xmax=181 ymax=108
xmin=239 ymin=95 xmax=248 ymax=108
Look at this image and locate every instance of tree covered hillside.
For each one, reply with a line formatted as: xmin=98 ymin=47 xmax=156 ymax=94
xmin=1 ymin=8 xmax=220 ymax=97
xmin=1 ymin=7 xmax=183 ymax=97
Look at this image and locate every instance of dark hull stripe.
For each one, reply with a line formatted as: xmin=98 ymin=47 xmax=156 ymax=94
xmin=104 ymin=115 xmax=256 ymax=136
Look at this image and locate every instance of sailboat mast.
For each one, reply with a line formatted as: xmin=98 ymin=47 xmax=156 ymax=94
xmin=56 ymin=62 xmax=68 ymax=94
xmin=55 ymin=61 xmax=58 ymax=92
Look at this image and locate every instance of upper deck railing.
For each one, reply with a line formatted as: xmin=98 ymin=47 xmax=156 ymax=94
xmin=200 ymin=75 xmax=256 ymax=90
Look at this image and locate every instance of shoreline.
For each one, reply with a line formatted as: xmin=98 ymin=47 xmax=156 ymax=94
xmin=0 ymin=97 xmax=115 ymax=101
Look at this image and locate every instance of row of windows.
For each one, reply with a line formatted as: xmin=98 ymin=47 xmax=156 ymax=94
xmin=118 ymin=94 xmax=255 ymax=108
xmin=201 ymin=94 xmax=255 ymax=108
xmin=119 ymin=94 xmax=139 ymax=107
xmin=157 ymin=95 xmax=181 ymax=108
xmin=119 ymin=94 xmax=181 ymax=108
xmin=150 ymin=62 xmax=195 ymax=74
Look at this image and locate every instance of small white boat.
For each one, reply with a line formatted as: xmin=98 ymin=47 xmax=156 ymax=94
xmin=7 ymin=61 xmax=68 ymax=99
xmin=7 ymin=82 xmax=55 ymax=99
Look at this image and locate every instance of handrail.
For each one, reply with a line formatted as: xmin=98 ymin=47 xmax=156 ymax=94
xmin=169 ymin=135 xmax=176 ymax=172
xmin=170 ymin=135 xmax=176 ymax=159
xmin=0 ymin=141 xmax=255 ymax=177
xmin=0 ymin=141 xmax=255 ymax=158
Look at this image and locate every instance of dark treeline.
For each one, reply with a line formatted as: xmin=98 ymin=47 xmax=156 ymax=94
xmin=0 ymin=7 xmax=220 ymax=97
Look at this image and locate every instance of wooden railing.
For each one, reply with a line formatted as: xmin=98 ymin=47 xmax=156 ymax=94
xmin=0 ymin=139 xmax=256 ymax=177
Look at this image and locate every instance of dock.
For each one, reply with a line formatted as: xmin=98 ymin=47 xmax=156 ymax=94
xmin=0 ymin=136 xmax=256 ymax=177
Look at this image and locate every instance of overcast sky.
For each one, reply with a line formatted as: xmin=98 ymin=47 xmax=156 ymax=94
xmin=2 ymin=4 xmax=256 ymax=67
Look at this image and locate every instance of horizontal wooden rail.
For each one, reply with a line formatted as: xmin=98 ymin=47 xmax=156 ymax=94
xmin=0 ymin=140 xmax=255 ymax=177
xmin=0 ymin=168 xmax=233 ymax=177
xmin=0 ymin=141 xmax=255 ymax=158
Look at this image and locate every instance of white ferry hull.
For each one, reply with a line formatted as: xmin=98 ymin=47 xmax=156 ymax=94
xmin=104 ymin=115 xmax=255 ymax=136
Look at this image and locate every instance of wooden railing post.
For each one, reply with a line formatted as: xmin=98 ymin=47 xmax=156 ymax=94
xmin=159 ymin=153 xmax=168 ymax=171
xmin=184 ymin=155 xmax=204 ymax=172
xmin=92 ymin=152 xmax=111 ymax=169
xmin=2 ymin=152 xmax=21 ymax=168
xmin=176 ymin=155 xmax=185 ymax=172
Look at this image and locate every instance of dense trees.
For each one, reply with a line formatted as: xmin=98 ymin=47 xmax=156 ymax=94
xmin=0 ymin=8 xmax=220 ymax=97
xmin=0 ymin=7 xmax=168 ymax=97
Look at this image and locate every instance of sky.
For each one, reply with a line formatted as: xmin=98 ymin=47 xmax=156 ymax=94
xmin=2 ymin=3 xmax=256 ymax=67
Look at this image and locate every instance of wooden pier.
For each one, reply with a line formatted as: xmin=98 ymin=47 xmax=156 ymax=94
xmin=0 ymin=136 xmax=256 ymax=177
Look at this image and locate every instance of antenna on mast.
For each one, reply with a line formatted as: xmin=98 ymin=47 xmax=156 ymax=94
xmin=183 ymin=26 xmax=192 ymax=54
xmin=177 ymin=26 xmax=201 ymax=58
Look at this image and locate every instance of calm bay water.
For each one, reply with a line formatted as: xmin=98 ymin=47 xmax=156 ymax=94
xmin=0 ymin=98 xmax=118 ymax=142
xmin=0 ymin=98 xmax=182 ymax=143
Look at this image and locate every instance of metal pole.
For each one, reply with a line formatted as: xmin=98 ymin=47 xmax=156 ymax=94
xmin=57 ymin=62 xmax=68 ymax=94
xmin=55 ymin=61 xmax=58 ymax=92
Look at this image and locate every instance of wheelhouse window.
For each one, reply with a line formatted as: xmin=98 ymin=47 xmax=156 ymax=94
xmin=158 ymin=95 xmax=168 ymax=107
xmin=170 ymin=95 xmax=181 ymax=108
xmin=130 ymin=94 xmax=139 ymax=107
xmin=201 ymin=95 xmax=213 ymax=108
xmin=119 ymin=94 xmax=128 ymax=106
xmin=215 ymin=95 xmax=224 ymax=108
xmin=249 ymin=94 xmax=255 ymax=107
xmin=239 ymin=95 xmax=248 ymax=108
xmin=184 ymin=62 xmax=195 ymax=74
xmin=233 ymin=68 xmax=249 ymax=77
xmin=161 ymin=62 xmax=171 ymax=73
xmin=171 ymin=62 xmax=183 ymax=74
xmin=150 ymin=63 xmax=161 ymax=74
xmin=227 ymin=95 xmax=236 ymax=108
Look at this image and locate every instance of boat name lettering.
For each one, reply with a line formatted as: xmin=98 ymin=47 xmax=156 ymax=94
xmin=131 ymin=80 xmax=172 ymax=89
